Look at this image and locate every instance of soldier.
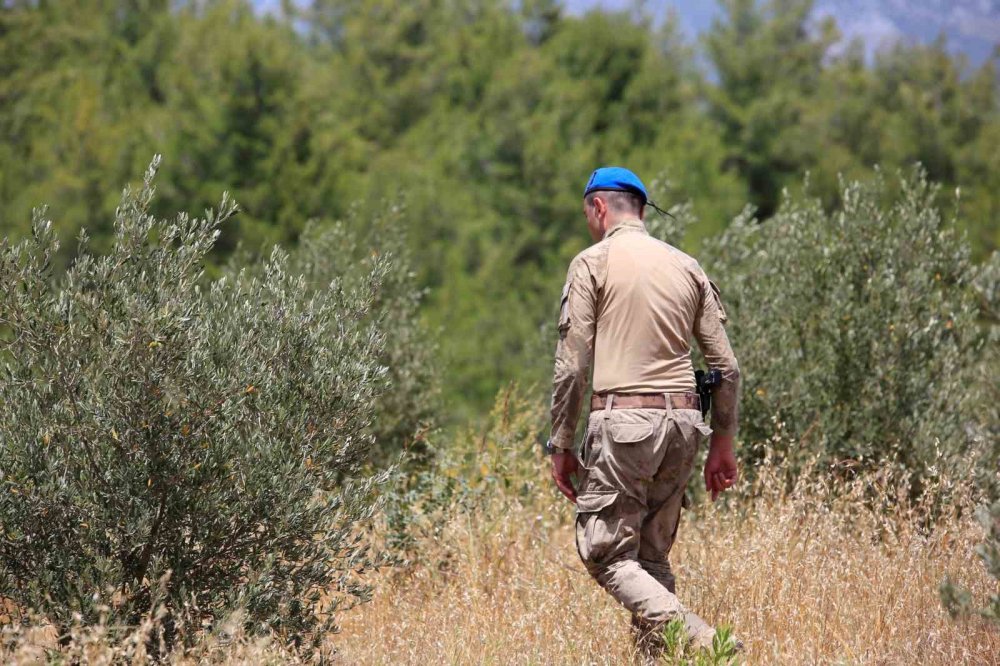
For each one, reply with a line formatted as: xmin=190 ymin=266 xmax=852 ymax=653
xmin=545 ymin=166 xmax=741 ymax=658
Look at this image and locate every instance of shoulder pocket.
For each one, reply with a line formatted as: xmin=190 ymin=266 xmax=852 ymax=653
xmin=557 ymin=282 xmax=571 ymax=337
xmin=708 ymin=280 xmax=728 ymax=324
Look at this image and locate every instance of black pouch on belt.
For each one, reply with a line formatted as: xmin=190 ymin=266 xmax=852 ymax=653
xmin=694 ymin=368 xmax=722 ymax=419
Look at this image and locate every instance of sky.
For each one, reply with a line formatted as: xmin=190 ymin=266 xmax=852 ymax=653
xmin=253 ymin=0 xmax=1000 ymax=67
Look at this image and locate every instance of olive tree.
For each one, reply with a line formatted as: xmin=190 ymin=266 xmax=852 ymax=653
xmin=0 ymin=157 xmax=391 ymax=648
xmin=684 ymin=169 xmax=994 ymax=488
xmin=281 ymin=204 xmax=440 ymax=465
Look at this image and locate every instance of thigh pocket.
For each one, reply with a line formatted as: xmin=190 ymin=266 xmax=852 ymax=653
xmin=576 ymin=489 xmax=619 ymax=515
xmin=575 ymin=489 xmax=622 ymax=567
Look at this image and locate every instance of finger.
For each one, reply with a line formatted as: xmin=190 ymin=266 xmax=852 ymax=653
xmin=713 ymin=471 xmax=726 ymax=491
xmin=554 ymin=475 xmax=577 ymax=503
xmin=711 ymin=487 xmax=719 ymax=502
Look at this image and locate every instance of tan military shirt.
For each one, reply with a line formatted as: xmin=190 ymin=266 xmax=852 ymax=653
xmin=549 ymin=217 xmax=740 ymax=450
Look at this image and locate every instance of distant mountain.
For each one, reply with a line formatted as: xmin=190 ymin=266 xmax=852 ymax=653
xmin=813 ymin=0 xmax=999 ymax=65
xmin=565 ymin=0 xmax=999 ymax=67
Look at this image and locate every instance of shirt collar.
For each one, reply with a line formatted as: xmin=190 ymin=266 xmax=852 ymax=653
xmin=603 ymin=217 xmax=647 ymax=240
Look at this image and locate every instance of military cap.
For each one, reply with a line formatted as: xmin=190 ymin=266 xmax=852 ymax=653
xmin=583 ymin=166 xmax=648 ymax=205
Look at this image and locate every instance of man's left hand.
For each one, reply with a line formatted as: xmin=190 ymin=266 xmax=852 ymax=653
xmin=704 ymin=433 xmax=739 ymax=501
xmin=551 ymin=450 xmax=579 ymax=503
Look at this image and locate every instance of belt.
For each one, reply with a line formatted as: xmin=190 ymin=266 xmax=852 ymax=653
xmin=591 ymin=392 xmax=701 ymax=412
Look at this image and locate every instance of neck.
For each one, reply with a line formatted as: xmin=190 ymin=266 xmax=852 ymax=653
xmin=604 ymin=213 xmax=642 ymax=233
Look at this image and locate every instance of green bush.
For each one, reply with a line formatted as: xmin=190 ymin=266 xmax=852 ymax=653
xmin=941 ymin=247 xmax=998 ymax=621
xmin=279 ymin=204 xmax=440 ymax=465
xmin=382 ymin=384 xmax=548 ymax=562
xmin=0 ymin=157 xmax=391 ymax=648
xmin=696 ymin=169 xmax=996 ymax=488
xmin=941 ymin=499 xmax=1000 ymax=625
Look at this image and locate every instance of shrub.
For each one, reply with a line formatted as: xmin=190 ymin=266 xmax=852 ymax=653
xmin=382 ymin=384 xmax=547 ymax=562
xmin=279 ymin=204 xmax=440 ymax=465
xmin=941 ymin=248 xmax=998 ymax=622
xmin=697 ymin=169 xmax=995 ymax=489
xmin=941 ymin=499 xmax=1000 ymax=625
xmin=0 ymin=157 xmax=391 ymax=648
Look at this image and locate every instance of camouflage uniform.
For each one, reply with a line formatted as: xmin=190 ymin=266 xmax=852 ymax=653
xmin=549 ymin=217 xmax=740 ymax=651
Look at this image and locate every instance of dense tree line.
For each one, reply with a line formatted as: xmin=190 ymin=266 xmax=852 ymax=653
xmin=1 ymin=0 xmax=997 ymax=414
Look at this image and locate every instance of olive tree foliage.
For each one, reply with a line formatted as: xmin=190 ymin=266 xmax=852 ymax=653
xmin=941 ymin=253 xmax=1000 ymax=625
xmin=0 ymin=157 xmax=392 ymax=646
xmin=691 ymin=169 xmax=996 ymax=487
xmin=274 ymin=203 xmax=439 ymax=465
xmin=941 ymin=498 xmax=1000 ymax=625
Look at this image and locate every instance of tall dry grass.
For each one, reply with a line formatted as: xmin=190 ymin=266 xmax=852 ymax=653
xmin=2 ymin=395 xmax=996 ymax=665
xmin=334 ymin=458 xmax=998 ymax=665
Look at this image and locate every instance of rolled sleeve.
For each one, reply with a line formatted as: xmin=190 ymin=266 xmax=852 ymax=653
xmin=693 ymin=271 xmax=741 ymax=436
xmin=549 ymin=256 xmax=597 ymax=450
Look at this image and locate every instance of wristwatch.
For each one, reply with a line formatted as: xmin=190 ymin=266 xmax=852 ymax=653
xmin=542 ymin=439 xmax=570 ymax=456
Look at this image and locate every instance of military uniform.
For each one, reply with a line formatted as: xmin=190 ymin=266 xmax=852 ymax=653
xmin=549 ymin=210 xmax=741 ymax=651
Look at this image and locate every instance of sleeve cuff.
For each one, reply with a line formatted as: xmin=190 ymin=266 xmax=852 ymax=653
xmin=549 ymin=428 xmax=576 ymax=451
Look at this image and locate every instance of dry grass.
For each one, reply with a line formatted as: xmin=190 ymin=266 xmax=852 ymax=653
xmin=335 ymin=465 xmax=999 ymax=666
xmin=2 ymin=459 xmax=996 ymax=665
xmin=0 ymin=609 xmax=302 ymax=665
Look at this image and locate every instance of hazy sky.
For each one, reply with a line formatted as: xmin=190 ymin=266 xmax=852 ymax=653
xmin=253 ymin=0 xmax=999 ymax=66
xmin=565 ymin=0 xmax=998 ymax=65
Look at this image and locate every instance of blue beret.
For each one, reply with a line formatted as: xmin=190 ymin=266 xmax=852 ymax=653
xmin=583 ymin=166 xmax=648 ymax=204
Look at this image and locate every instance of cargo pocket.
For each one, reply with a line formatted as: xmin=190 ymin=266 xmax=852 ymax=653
xmin=604 ymin=412 xmax=662 ymax=489
xmin=575 ymin=489 xmax=619 ymax=515
xmin=575 ymin=489 xmax=621 ymax=568
xmin=608 ymin=412 xmax=659 ymax=446
xmin=695 ymin=422 xmax=713 ymax=441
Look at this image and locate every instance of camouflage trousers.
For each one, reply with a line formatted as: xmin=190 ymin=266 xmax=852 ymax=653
xmin=575 ymin=401 xmax=715 ymax=649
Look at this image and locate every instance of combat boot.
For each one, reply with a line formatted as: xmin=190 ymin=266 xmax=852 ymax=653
xmin=683 ymin=610 xmax=716 ymax=650
xmin=685 ymin=611 xmax=745 ymax=656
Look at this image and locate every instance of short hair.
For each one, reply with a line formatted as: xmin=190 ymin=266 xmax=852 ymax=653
xmin=585 ymin=190 xmax=644 ymax=216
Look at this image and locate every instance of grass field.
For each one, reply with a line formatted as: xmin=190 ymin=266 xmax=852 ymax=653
xmin=2 ymin=459 xmax=996 ymax=665
xmin=335 ymin=465 xmax=999 ymax=665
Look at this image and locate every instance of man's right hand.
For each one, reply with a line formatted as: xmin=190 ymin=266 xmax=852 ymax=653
xmin=704 ymin=433 xmax=738 ymax=501
xmin=551 ymin=450 xmax=579 ymax=503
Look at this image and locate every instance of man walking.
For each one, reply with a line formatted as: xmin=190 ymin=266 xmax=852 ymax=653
xmin=546 ymin=166 xmax=741 ymax=657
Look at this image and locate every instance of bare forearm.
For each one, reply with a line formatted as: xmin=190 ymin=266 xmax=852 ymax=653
xmin=709 ymin=364 xmax=740 ymax=436
xmin=693 ymin=274 xmax=741 ymax=436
